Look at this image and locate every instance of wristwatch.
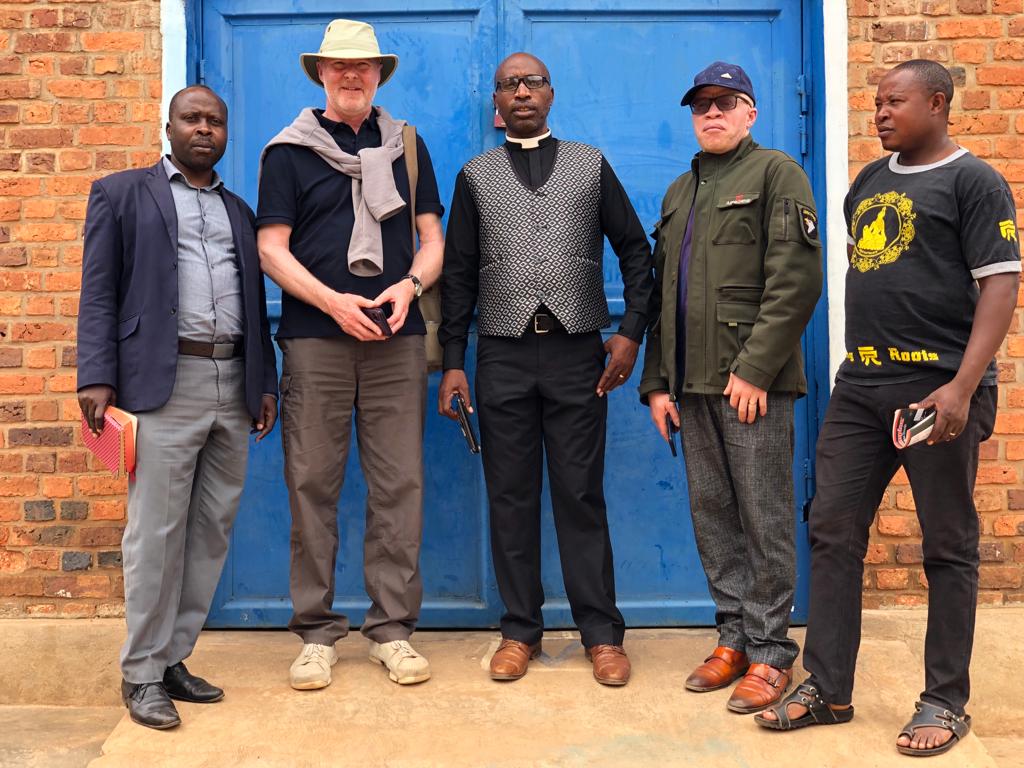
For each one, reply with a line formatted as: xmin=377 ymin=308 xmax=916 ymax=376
xmin=402 ymin=273 xmax=423 ymax=297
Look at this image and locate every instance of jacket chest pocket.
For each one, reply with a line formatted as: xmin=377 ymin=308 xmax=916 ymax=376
xmin=712 ymin=193 xmax=760 ymax=245
xmin=715 ymin=299 xmax=760 ymax=374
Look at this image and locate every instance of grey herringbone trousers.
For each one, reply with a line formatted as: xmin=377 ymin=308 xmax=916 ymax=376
xmin=679 ymin=393 xmax=799 ymax=668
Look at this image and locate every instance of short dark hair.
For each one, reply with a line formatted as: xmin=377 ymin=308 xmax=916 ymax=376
xmin=167 ymin=85 xmax=227 ymax=120
xmin=891 ymin=59 xmax=954 ymax=112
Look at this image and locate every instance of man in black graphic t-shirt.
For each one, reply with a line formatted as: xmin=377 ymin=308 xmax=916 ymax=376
xmin=758 ymin=61 xmax=1019 ymax=758
xmin=839 ymin=146 xmax=1017 ymax=388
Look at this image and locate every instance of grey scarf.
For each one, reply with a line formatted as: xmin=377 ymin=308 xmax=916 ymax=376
xmin=260 ymin=106 xmax=407 ymax=277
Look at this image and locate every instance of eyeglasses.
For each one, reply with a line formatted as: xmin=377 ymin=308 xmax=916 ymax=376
xmin=689 ymin=93 xmax=754 ymax=115
xmin=494 ymin=75 xmax=550 ymax=93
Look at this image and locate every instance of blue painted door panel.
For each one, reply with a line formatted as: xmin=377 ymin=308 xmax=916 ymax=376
xmin=197 ymin=0 xmax=815 ymax=628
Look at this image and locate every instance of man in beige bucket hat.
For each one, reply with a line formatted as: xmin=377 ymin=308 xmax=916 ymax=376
xmin=257 ymin=18 xmax=445 ymax=691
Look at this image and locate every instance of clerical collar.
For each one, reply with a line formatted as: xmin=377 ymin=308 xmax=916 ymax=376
xmin=504 ymin=130 xmax=552 ymax=150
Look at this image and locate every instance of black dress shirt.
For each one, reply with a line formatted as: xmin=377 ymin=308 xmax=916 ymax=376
xmin=440 ymin=135 xmax=654 ymax=370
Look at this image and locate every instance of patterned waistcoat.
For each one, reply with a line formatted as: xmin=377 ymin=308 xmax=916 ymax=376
xmin=462 ymin=141 xmax=610 ymax=337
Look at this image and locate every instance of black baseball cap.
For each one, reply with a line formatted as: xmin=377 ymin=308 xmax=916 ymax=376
xmin=680 ymin=61 xmax=756 ymax=107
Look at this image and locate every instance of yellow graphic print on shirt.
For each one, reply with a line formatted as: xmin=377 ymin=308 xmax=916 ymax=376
xmin=857 ymin=346 xmax=881 ymax=366
xmin=850 ymin=191 xmax=916 ymax=273
xmin=1000 ymin=219 xmax=1018 ymax=242
xmin=859 ymin=209 xmax=887 ymax=251
xmin=844 ymin=346 xmax=941 ymax=366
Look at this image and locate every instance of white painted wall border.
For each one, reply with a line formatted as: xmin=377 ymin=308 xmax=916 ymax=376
xmin=824 ymin=0 xmax=849 ymax=387
xmin=160 ymin=0 xmax=188 ymax=154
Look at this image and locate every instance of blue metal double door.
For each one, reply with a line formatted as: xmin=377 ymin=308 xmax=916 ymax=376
xmin=198 ymin=0 xmax=821 ymax=629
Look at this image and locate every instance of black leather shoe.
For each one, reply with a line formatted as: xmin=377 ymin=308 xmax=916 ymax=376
xmin=163 ymin=662 xmax=225 ymax=703
xmin=121 ymin=680 xmax=181 ymax=730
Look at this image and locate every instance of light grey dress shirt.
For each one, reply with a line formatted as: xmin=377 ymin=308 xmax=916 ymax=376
xmin=163 ymin=156 xmax=244 ymax=343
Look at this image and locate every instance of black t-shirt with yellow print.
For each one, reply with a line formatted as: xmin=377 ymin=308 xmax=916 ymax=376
xmin=839 ymin=148 xmax=1021 ymax=386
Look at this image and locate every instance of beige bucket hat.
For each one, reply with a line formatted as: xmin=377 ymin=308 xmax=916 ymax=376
xmin=300 ymin=19 xmax=399 ymax=87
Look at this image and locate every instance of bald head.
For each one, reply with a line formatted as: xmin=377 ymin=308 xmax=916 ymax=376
xmin=495 ymin=52 xmax=550 ymax=83
xmin=492 ymin=51 xmax=554 ymax=139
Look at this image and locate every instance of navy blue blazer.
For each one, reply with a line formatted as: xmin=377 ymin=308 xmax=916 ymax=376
xmin=77 ymin=160 xmax=278 ymax=419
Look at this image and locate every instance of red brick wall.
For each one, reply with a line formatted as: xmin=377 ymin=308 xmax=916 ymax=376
xmin=0 ymin=1 xmax=161 ymax=617
xmin=0 ymin=2 xmax=1022 ymax=616
xmin=848 ymin=0 xmax=1024 ymax=607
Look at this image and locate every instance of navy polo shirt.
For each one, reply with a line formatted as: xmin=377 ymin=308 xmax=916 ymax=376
xmin=256 ymin=107 xmax=444 ymax=338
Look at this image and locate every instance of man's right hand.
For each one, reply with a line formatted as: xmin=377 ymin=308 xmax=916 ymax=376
xmin=438 ymin=370 xmax=472 ymax=420
xmin=78 ymin=385 xmax=116 ymax=437
xmin=320 ymin=289 xmax=386 ymax=341
xmin=648 ymin=390 xmax=679 ymax=442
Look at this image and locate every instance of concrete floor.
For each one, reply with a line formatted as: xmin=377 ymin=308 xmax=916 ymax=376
xmin=0 ymin=610 xmax=1021 ymax=768
xmin=0 ymin=707 xmax=122 ymax=768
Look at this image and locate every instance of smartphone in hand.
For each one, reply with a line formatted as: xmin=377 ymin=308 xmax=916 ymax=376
xmin=665 ymin=413 xmax=679 ymax=458
xmin=892 ymin=406 xmax=936 ymax=448
xmin=361 ymin=305 xmax=393 ymax=337
xmin=454 ymin=394 xmax=480 ymax=454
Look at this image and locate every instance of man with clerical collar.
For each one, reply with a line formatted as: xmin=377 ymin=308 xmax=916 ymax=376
xmin=641 ymin=61 xmax=823 ymax=714
xmin=438 ymin=52 xmax=655 ymax=686
xmin=257 ymin=19 xmax=445 ymax=691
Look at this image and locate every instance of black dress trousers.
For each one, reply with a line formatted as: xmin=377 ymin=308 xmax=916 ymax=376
xmin=475 ymin=325 xmax=626 ymax=648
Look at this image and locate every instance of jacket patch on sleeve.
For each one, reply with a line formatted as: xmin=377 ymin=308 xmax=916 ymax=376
xmin=800 ymin=206 xmax=818 ymax=240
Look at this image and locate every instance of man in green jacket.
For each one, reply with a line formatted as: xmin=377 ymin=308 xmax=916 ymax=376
xmin=640 ymin=62 xmax=822 ymax=714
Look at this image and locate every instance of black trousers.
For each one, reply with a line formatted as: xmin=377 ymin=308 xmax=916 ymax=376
xmin=475 ymin=329 xmax=625 ymax=648
xmin=803 ymin=375 xmax=997 ymax=714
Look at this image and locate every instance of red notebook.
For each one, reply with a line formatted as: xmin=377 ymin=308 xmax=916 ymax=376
xmin=81 ymin=406 xmax=137 ymax=477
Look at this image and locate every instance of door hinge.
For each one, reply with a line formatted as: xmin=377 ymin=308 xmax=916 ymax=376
xmin=198 ymin=58 xmax=206 ymax=84
xmin=801 ymin=458 xmax=815 ymax=522
xmin=797 ymin=73 xmax=810 ymax=157
xmin=797 ymin=73 xmax=810 ymax=113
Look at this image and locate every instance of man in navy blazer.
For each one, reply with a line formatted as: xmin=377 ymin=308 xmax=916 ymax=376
xmin=77 ymin=85 xmax=277 ymax=730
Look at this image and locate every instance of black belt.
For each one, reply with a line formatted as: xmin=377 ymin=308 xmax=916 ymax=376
xmin=526 ymin=312 xmax=564 ymax=335
xmin=178 ymin=339 xmax=243 ymax=359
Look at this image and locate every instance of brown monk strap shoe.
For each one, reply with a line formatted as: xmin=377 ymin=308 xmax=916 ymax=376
xmin=684 ymin=646 xmax=749 ymax=692
xmin=489 ymin=638 xmax=541 ymax=681
xmin=585 ymin=644 xmax=631 ymax=686
xmin=727 ymin=663 xmax=792 ymax=714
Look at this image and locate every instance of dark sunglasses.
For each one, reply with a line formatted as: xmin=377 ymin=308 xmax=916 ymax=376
xmin=689 ymin=93 xmax=754 ymax=115
xmin=495 ymin=75 xmax=550 ymax=93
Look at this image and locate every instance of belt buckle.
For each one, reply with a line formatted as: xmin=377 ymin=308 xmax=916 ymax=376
xmin=212 ymin=342 xmax=235 ymax=358
xmin=533 ymin=314 xmax=551 ymax=334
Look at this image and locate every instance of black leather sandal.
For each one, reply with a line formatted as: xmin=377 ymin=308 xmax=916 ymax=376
xmin=754 ymin=682 xmax=854 ymax=730
xmin=896 ymin=701 xmax=971 ymax=757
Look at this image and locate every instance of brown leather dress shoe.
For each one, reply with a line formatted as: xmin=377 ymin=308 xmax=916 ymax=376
xmin=727 ymin=663 xmax=792 ymax=714
xmin=585 ymin=644 xmax=631 ymax=686
xmin=684 ymin=646 xmax=749 ymax=692
xmin=489 ymin=638 xmax=541 ymax=681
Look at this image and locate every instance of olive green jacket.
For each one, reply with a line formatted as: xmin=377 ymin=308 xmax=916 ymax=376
xmin=639 ymin=136 xmax=823 ymax=403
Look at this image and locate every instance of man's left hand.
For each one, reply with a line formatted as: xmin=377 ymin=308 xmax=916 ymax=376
xmin=724 ymin=372 xmax=768 ymax=424
xmin=597 ymin=335 xmax=639 ymax=396
xmin=372 ymin=278 xmax=418 ymax=336
xmin=911 ymin=380 xmax=971 ymax=445
xmin=252 ymin=394 xmax=278 ymax=442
